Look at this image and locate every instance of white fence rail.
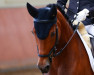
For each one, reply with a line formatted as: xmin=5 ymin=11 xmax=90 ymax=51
xmin=0 ymin=0 xmax=57 ymax=8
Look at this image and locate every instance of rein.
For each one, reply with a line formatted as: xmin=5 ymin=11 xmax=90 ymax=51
xmin=53 ymin=22 xmax=79 ymax=56
xmin=34 ymin=16 xmax=79 ymax=60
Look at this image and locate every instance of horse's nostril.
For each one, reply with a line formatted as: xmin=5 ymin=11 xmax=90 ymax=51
xmin=45 ymin=65 xmax=50 ymax=70
xmin=38 ymin=65 xmax=50 ymax=73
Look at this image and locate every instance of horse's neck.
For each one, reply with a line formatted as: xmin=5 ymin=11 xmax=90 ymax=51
xmin=56 ymin=10 xmax=87 ymax=58
xmin=56 ymin=10 xmax=84 ymax=51
xmin=56 ymin=9 xmax=89 ymax=59
xmin=49 ymin=10 xmax=93 ymax=75
xmin=57 ymin=10 xmax=73 ymax=45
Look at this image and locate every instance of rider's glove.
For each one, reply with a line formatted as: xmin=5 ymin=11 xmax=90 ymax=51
xmin=73 ymin=9 xmax=89 ymax=25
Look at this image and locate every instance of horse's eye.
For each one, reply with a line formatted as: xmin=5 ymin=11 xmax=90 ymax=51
xmin=51 ymin=32 xmax=55 ymax=37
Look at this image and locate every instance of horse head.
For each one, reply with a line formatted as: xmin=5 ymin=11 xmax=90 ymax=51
xmin=27 ymin=3 xmax=61 ymax=73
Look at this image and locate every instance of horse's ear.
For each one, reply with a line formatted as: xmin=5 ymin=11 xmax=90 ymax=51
xmin=26 ymin=2 xmax=38 ymax=18
xmin=49 ymin=4 xmax=57 ymax=19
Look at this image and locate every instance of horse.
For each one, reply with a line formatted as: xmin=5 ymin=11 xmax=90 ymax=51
xmin=26 ymin=3 xmax=94 ymax=75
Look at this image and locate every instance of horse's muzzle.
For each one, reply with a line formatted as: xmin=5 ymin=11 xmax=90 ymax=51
xmin=38 ymin=64 xmax=50 ymax=73
xmin=37 ymin=58 xmax=50 ymax=73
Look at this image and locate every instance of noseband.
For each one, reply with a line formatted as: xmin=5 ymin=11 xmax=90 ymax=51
xmin=34 ymin=17 xmax=79 ymax=62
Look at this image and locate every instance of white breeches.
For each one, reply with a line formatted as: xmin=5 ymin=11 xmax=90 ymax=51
xmin=85 ymin=25 xmax=94 ymax=38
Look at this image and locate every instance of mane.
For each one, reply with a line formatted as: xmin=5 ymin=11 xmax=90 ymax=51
xmin=47 ymin=4 xmax=72 ymax=27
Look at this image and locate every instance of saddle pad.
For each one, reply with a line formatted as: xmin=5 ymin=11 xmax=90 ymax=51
xmin=77 ymin=30 xmax=94 ymax=72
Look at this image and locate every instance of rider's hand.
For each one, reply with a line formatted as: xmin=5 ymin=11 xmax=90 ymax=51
xmin=73 ymin=9 xmax=89 ymax=25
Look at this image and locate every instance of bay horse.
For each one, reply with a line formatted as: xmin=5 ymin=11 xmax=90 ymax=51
xmin=26 ymin=3 xmax=94 ymax=75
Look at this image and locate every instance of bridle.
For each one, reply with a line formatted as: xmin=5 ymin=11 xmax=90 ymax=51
xmin=34 ymin=18 xmax=58 ymax=61
xmin=34 ymin=16 xmax=79 ymax=62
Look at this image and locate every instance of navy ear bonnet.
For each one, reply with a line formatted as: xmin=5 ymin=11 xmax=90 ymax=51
xmin=34 ymin=7 xmax=57 ymax=40
xmin=34 ymin=18 xmax=57 ymax=40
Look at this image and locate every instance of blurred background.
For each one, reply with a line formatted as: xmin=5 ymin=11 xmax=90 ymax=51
xmin=0 ymin=0 xmax=56 ymax=75
xmin=0 ymin=0 xmax=70 ymax=75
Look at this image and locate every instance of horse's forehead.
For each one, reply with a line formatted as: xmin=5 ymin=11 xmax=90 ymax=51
xmin=34 ymin=22 xmax=54 ymax=40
